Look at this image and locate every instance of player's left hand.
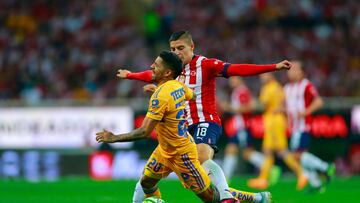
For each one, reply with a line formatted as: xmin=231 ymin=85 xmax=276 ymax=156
xmin=276 ymin=60 xmax=292 ymax=70
xmin=116 ymin=69 xmax=130 ymax=79
xmin=96 ymin=129 xmax=117 ymax=143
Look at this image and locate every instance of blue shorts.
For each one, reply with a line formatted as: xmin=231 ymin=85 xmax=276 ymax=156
xmin=187 ymin=122 xmax=222 ymax=153
xmin=290 ymin=131 xmax=311 ymax=151
xmin=227 ymin=129 xmax=253 ymax=148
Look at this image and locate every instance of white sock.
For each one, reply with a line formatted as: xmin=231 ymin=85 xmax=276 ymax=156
xmin=248 ymin=151 xmax=264 ymax=169
xmin=132 ymin=180 xmax=144 ymax=203
xmin=301 ymin=152 xmax=328 ymax=172
xmin=308 ymin=170 xmax=321 ymax=188
xmin=202 ymin=159 xmax=233 ymax=200
xmin=223 ymin=154 xmax=237 ymax=179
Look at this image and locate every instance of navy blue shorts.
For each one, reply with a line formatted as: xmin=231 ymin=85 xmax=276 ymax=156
xmin=187 ymin=122 xmax=222 ymax=153
xmin=290 ymin=131 xmax=311 ymax=151
xmin=227 ymin=129 xmax=253 ymax=148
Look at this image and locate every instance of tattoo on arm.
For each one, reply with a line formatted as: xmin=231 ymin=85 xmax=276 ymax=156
xmin=115 ymin=127 xmax=148 ymax=142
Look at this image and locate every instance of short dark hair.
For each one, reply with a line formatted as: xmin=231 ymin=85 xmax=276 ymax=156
xmin=159 ymin=50 xmax=183 ymax=79
xmin=169 ymin=30 xmax=193 ymax=44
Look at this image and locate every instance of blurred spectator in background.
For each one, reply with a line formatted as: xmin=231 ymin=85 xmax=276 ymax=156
xmin=0 ymin=0 xmax=359 ymax=104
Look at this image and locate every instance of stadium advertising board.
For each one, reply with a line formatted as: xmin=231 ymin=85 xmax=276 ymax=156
xmin=0 ymin=107 xmax=133 ymax=149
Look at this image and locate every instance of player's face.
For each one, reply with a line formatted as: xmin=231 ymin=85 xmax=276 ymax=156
xmin=260 ymin=73 xmax=272 ymax=84
xmin=287 ymin=61 xmax=303 ymax=82
xmin=229 ymin=77 xmax=242 ymax=89
xmin=170 ymin=39 xmax=194 ymax=65
xmin=151 ymin=57 xmax=171 ymax=83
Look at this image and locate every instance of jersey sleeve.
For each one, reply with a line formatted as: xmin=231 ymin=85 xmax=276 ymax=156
xmin=304 ymin=82 xmax=319 ymax=102
xmin=146 ymin=90 xmax=169 ymax=121
xmin=202 ymin=58 xmax=230 ymax=78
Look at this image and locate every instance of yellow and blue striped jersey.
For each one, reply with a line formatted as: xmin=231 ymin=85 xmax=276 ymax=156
xmin=146 ymin=80 xmax=194 ymax=159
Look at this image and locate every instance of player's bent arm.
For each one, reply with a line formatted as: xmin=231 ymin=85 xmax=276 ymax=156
xmin=117 ymin=69 xmax=154 ymax=83
xmin=95 ymin=117 xmax=158 ymax=143
xmin=304 ymin=96 xmax=324 ymax=116
xmin=220 ymin=60 xmax=291 ymax=77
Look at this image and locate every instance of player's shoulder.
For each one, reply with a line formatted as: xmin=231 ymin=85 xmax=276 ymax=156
xmin=154 ymin=81 xmax=180 ymax=98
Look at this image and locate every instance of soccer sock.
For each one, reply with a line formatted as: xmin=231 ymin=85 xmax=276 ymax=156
xmin=301 ymin=152 xmax=329 ymax=172
xmin=132 ymin=180 xmax=145 ymax=203
xmin=248 ymin=151 xmax=264 ymax=169
xmin=259 ymin=155 xmax=273 ymax=180
xmin=229 ymin=188 xmax=262 ymax=203
xmin=202 ymin=159 xmax=233 ymax=199
xmin=143 ymin=185 xmax=161 ymax=198
xmin=223 ymin=154 xmax=237 ymax=179
xmin=306 ymin=169 xmax=322 ymax=188
xmin=284 ymin=153 xmax=302 ymax=177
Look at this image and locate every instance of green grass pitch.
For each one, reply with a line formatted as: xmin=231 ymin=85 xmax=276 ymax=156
xmin=1 ymin=176 xmax=359 ymax=203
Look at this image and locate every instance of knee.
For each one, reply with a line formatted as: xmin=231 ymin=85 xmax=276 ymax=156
xmin=198 ymin=153 xmax=210 ymax=164
xmin=140 ymin=176 xmax=154 ymax=189
xmin=197 ymin=144 xmax=214 ymax=164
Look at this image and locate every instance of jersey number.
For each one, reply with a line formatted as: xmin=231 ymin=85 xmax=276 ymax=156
xmin=196 ymin=126 xmax=208 ymax=138
xmin=176 ymin=109 xmax=187 ymax=138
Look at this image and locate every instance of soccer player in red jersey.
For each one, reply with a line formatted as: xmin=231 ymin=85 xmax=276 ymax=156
xmin=285 ymin=61 xmax=335 ymax=193
xmin=120 ymin=31 xmax=290 ymax=203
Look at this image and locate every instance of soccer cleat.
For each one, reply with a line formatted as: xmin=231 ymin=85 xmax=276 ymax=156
xmin=269 ymin=166 xmax=282 ymax=186
xmin=220 ymin=198 xmax=240 ymax=203
xmin=247 ymin=178 xmax=269 ymax=190
xmin=296 ymin=174 xmax=308 ymax=190
xmin=325 ymin=163 xmax=336 ymax=184
xmin=260 ymin=191 xmax=272 ymax=203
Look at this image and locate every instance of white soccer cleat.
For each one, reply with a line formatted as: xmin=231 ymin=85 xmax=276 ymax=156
xmin=260 ymin=191 xmax=272 ymax=203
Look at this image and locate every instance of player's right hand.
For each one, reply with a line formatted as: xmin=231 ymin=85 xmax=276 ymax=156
xmin=276 ymin=60 xmax=292 ymax=70
xmin=96 ymin=129 xmax=116 ymax=143
xmin=143 ymin=84 xmax=157 ymax=93
xmin=116 ymin=69 xmax=130 ymax=79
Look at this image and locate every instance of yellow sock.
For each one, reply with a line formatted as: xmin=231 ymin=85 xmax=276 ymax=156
xmin=284 ymin=153 xmax=302 ymax=177
xmin=259 ymin=155 xmax=274 ymax=180
xmin=229 ymin=188 xmax=255 ymax=203
xmin=144 ymin=187 xmax=161 ymax=198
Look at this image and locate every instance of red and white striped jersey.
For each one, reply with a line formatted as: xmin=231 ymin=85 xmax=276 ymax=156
xmin=178 ymin=55 xmax=228 ymax=126
xmin=231 ymin=84 xmax=252 ymax=129
xmin=284 ymin=78 xmax=319 ymax=133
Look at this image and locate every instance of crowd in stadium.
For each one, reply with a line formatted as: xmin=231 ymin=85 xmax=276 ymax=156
xmin=0 ymin=0 xmax=359 ymax=104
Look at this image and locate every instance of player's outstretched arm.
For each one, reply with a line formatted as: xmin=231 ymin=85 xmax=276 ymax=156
xmin=95 ymin=117 xmax=158 ymax=143
xmin=116 ymin=69 xmax=154 ymax=83
xmin=222 ymin=60 xmax=292 ymax=77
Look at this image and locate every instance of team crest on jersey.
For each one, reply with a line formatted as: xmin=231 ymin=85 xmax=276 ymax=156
xmin=151 ymin=99 xmax=159 ymax=108
xmin=190 ymin=71 xmax=196 ymax=76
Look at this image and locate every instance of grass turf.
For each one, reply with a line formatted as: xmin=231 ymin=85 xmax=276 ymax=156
xmin=1 ymin=176 xmax=359 ymax=203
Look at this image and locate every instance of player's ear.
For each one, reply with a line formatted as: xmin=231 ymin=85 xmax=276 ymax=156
xmin=165 ymin=69 xmax=173 ymax=78
xmin=190 ymin=43 xmax=195 ymax=51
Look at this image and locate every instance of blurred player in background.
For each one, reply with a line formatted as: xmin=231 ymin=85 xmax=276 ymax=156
xmin=220 ymin=77 xmax=258 ymax=178
xmin=247 ymin=73 xmax=307 ymax=190
xmin=285 ymin=61 xmax=336 ymax=193
xmin=118 ymin=31 xmax=291 ymax=202
xmin=96 ymin=50 xmax=236 ymax=202
xmin=220 ymin=77 xmax=282 ymax=185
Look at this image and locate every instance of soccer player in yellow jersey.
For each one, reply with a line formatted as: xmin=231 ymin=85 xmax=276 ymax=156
xmin=96 ymin=51 xmax=241 ymax=202
xmin=247 ymin=73 xmax=307 ymax=190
